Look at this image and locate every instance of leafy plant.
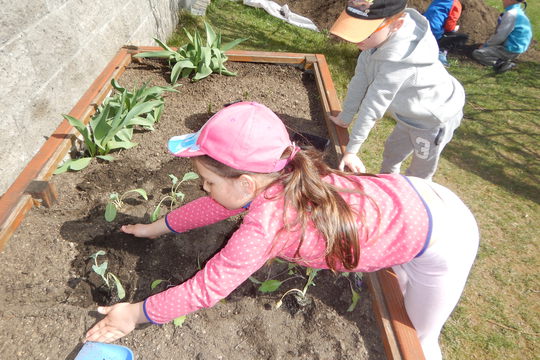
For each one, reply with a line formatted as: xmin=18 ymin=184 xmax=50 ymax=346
xmin=55 ymin=79 xmax=177 ymax=174
xmin=250 ymin=263 xmax=320 ymax=308
xmin=151 ymin=172 xmax=199 ymax=221
xmin=276 ymin=267 xmax=320 ymax=309
xmin=134 ymin=22 xmax=247 ymax=83
xmin=249 ymin=260 xmax=299 ymax=293
xmin=341 ymin=272 xmax=364 ymax=312
xmin=89 ymin=250 xmax=126 ymax=300
xmin=104 ymin=188 xmax=148 ymax=222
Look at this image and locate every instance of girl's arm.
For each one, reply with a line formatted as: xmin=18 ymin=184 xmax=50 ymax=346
xmin=165 ymin=196 xmax=245 ymax=233
xmin=121 ymin=218 xmax=169 ymax=238
xmin=144 ymin=214 xmax=274 ymax=324
xmin=120 ymin=196 xmax=246 ymax=238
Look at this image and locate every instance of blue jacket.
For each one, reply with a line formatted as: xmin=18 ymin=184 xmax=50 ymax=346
xmin=423 ymin=0 xmax=454 ymax=40
xmin=487 ymin=4 xmax=532 ymax=53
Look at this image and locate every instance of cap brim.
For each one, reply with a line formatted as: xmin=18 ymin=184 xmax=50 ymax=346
xmin=330 ymin=10 xmax=385 ymax=43
xmin=168 ymin=132 xmax=205 ymax=157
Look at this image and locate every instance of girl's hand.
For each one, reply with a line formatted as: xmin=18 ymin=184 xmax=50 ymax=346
xmin=121 ymin=218 xmax=169 ymax=239
xmin=85 ymin=302 xmax=147 ymax=343
xmin=329 ymin=114 xmax=349 ymax=128
xmin=339 ymin=153 xmax=366 ymax=173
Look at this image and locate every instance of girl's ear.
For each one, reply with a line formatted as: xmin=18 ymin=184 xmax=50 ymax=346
xmin=237 ymin=174 xmax=258 ymax=197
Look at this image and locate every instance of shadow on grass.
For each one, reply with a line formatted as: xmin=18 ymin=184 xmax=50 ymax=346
xmin=444 ymin=62 xmax=540 ymax=203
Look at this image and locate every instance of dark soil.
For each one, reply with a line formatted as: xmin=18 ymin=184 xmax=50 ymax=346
xmin=275 ymin=0 xmax=539 ymax=62
xmin=0 ymin=60 xmax=385 ymax=360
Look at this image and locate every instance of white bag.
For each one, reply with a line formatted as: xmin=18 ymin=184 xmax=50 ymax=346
xmin=243 ymin=0 xmax=319 ymax=32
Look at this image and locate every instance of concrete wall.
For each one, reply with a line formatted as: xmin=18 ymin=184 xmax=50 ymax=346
xmin=0 ymin=0 xmax=185 ymax=195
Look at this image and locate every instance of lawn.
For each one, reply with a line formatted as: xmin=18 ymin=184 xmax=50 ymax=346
xmin=168 ymin=1 xmax=540 ymax=359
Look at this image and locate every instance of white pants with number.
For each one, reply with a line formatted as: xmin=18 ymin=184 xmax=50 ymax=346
xmin=393 ymin=178 xmax=479 ymax=360
xmin=380 ymin=113 xmax=462 ymax=180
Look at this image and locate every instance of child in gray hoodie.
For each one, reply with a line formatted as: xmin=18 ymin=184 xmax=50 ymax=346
xmin=330 ymin=0 xmax=465 ymax=181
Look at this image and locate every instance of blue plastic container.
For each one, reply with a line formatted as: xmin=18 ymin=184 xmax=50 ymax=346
xmin=74 ymin=342 xmax=134 ymax=360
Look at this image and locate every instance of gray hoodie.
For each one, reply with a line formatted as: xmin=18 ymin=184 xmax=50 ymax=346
xmin=338 ymin=9 xmax=465 ymax=154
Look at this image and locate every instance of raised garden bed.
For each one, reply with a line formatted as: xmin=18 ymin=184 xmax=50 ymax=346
xmin=0 ymin=48 xmax=424 ymax=359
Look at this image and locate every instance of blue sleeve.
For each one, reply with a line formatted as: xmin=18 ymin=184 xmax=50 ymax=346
xmin=423 ymin=0 xmax=454 ymax=39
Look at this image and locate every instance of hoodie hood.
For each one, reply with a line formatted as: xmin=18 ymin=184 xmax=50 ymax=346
xmin=372 ymin=9 xmax=439 ymax=65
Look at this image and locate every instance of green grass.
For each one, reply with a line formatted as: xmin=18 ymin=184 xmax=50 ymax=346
xmin=167 ymin=1 xmax=540 ymax=359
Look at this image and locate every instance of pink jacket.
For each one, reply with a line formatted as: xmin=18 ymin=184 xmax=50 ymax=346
xmin=144 ymin=174 xmax=430 ymax=324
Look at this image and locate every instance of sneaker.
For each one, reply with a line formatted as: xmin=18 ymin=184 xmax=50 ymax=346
xmin=494 ymin=60 xmax=516 ymax=73
xmin=438 ymin=50 xmax=449 ymax=67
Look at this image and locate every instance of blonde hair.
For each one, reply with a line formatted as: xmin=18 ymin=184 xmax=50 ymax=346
xmin=196 ymin=148 xmax=379 ymax=271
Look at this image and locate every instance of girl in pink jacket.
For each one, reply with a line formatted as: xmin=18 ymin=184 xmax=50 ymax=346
xmin=86 ymin=101 xmax=478 ymax=360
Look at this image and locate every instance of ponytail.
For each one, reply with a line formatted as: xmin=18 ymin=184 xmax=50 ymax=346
xmin=276 ymin=148 xmax=374 ymax=271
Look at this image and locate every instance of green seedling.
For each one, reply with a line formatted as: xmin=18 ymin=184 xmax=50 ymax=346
xmin=55 ymin=79 xmax=177 ymax=174
xmin=150 ymin=279 xmax=186 ymax=327
xmin=105 ymin=189 xmax=148 ymax=222
xmin=249 ymin=260 xmax=299 ymax=293
xmin=151 ymin=172 xmax=199 ymax=221
xmin=89 ymin=250 xmax=126 ymax=300
xmin=135 ymin=22 xmax=247 ymax=83
xmin=341 ymin=272 xmax=364 ymax=312
xmin=276 ymin=267 xmax=320 ymax=309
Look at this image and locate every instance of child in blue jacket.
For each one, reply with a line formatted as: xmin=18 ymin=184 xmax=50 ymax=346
xmin=472 ymin=0 xmax=532 ymax=73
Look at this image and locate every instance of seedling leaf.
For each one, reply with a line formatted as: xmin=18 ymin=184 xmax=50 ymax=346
xmin=151 ymin=279 xmax=164 ymax=290
xmin=108 ymin=273 xmax=126 ymax=300
xmin=347 ymin=288 xmax=360 ymax=312
xmin=259 ymin=279 xmax=282 ymax=293
xmin=105 ymin=202 xmax=117 ymax=222
xmin=151 ymin=206 xmax=162 ymax=222
xmin=182 ymin=172 xmax=199 ymax=182
xmin=173 ymin=315 xmax=186 ymax=327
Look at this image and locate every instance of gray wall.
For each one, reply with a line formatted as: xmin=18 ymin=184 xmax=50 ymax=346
xmin=0 ymin=0 xmax=184 ymax=195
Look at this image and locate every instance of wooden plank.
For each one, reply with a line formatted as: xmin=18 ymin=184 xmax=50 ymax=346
xmin=366 ymin=273 xmax=403 ymax=360
xmin=128 ymin=46 xmax=308 ymax=65
xmin=378 ymin=269 xmax=426 ymax=360
xmin=0 ymin=48 xmax=132 ymax=251
xmin=24 ymin=181 xmax=58 ymax=208
xmin=0 ymin=196 xmax=33 ymax=251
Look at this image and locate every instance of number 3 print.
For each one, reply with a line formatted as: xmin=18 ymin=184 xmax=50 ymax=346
xmin=414 ymin=137 xmax=430 ymax=159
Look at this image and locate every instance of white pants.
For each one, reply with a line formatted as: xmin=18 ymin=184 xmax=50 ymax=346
xmin=393 ymin=178 xmax=479 ymax=360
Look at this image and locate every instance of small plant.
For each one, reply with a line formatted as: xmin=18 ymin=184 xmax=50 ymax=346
xmin=341 ymin=272 xmax=364 ymax=312
xmin=276 ymin=267 xmax=320 ymax=309
xmin=54 ymin=79 xmax=177 ymax=174
xmin=89 ymin=250 xmax=126 ymax=300
xmin=104 ymin=188 xmax=148 ymax=222
xmin=151 ymin=172 xmax=199 ymax=221
xmin=249 ymin=262 xmax=320 ymax=308
xmin=249 ymin=260 xmax=299 ymax=293
xmin=134 ymin=22 xmax=247 ymax=83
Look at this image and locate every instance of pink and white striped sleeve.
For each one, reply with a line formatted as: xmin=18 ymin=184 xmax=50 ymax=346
xmin=165 ymin=196 xmax=245 ymax=233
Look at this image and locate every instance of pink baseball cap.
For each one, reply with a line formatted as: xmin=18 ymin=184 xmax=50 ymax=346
xmin=168 ymin=102 xmax=297 ymax=173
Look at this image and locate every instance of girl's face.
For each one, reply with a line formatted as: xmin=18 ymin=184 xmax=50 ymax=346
xmin=355 ymin=17 xmax=403 ymax=51
xmin=194 ymin=160 xmax=252 ymax=210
